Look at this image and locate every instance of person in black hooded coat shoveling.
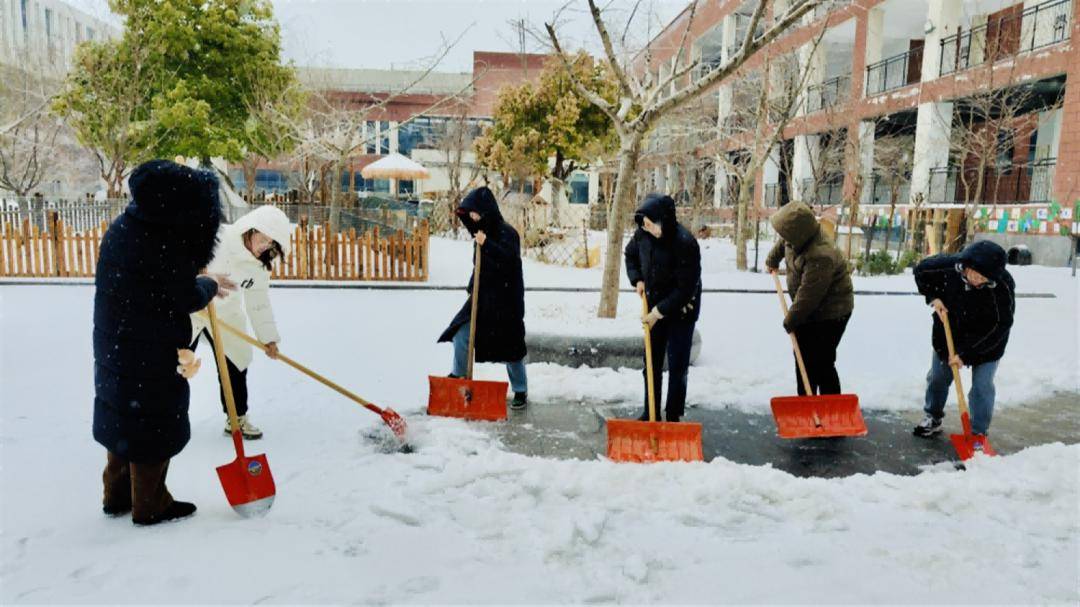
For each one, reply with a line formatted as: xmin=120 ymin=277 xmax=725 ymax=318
xmin=438 ymin=186 xmax=528 ymax=409
xmin=624 ymin=193 xmax=702 ymax=423
xmin=912 ymin=240 xmax=1015 ymax=449
xmin=93 ymin=159 xmax=235 ymax=526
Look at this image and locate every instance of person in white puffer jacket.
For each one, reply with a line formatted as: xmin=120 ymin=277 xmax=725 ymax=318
xmin=190 ymin=205 xmax=291 ymax=439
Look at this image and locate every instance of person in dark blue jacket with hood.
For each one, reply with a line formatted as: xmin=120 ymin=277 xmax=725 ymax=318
xmin=624 ymin=193 xmax=702 ymax=423
xmin=93 ymin=159 xmax=235 ymax=526
xmin=438 ymin=186 xmax=528 ymax=409
xmin=912 ymin=240 xmax=1015 ymax=449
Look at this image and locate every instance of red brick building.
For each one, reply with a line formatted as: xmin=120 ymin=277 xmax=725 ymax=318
xmin=640 ymin=0 xmax=1077 ymax=262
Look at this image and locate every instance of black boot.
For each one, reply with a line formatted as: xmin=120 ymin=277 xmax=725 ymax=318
xmin=666 ymin=412 xmax=682 ymax=423
xmin=510 ymin=392 xmax=528 ymax=410
xmin=133 ymin=501 xmax=197 ymax=526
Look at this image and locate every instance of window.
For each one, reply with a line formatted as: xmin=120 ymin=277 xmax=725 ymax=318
xmin=379 ymin=121 xmax=390 ymax=154
xmin=568 ymin=174 xmax=589 ymax=204
xmin=87 ymin=27 xmax=96 ymax=41
xmin=365 ymin=121 xmax=376 ymax=154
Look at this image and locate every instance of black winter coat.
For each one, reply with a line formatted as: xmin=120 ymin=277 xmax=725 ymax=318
xmin=93 ymin=160 xmax=222 ymax=462
xmin=914 ymin=241 xmax=1015 ymax=366
xmin=624 ymin=194 xmax=702 ymax=321
xmin=438 ymin=187 xmax=527 ymax=363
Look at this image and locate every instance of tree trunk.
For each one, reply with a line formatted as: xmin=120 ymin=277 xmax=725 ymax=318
xmin=734 ymin=179 xmax=753 ymax=271
xmin=883 ymin=189 xmax=897 ymax=253
xmin=549 ymin=177 xmax=564 ymax=228
xmin=329 ymin=157 xmax=342 ymax=235
xmin=243 ymin=159 xmax=258 ymax=203
xmin=597 ymin=132 xmax=644 ymax=319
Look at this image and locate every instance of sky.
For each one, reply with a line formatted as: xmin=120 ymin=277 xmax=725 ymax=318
xmin=67 ymin=0 xmax=689 ymax=72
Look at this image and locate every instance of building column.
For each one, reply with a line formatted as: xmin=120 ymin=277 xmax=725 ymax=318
xmin=911 ymin=101 xmax=953 ymax=204
xmin=921 ymin=0 xmax=963 ymax=81
xmin=720 ymin=13 xmax=738 ymax=64
xmin=843 ymin=119 xmax=875 ymax=205
xmin=714 ymin=158 xmax=727 ymax=207
xmin=853 ymin=5 xmax=884 ymax=98
xmin=792 ymin=134 xmax=819 ymax=201
xmin=1052 ymin=0 xmax=1080 ymax=208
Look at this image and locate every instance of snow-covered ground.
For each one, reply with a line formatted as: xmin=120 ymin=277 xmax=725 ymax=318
xmin=1 ymin=236 xmax=1078 ymax=603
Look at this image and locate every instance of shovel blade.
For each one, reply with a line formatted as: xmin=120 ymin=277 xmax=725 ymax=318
xmin=949 ymin=432 xmax=996 ymax=461
xmin=427 ymin=375 xmax=507 ymax=421
xmin=606 ymin=419 xmax=704 ymax=463
xmin=380 ymin=407 xmax=408 ymax=439
xmin=770 ymin=394 xmax=867 ymax=438
xmin=216 ymin=452 xmax=275 ymax=518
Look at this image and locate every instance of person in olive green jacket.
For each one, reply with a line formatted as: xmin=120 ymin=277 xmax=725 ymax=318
xmin=764 ymin=202 xmax=854 ymax=395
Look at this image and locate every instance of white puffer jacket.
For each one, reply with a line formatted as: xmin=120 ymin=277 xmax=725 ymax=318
xmin=191 ymin=206 xmax=292 ymax=370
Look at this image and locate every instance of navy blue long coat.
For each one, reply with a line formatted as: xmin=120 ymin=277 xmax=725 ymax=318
xmin=93 ymin=160 xmax=222 ymax=462
xmin=437 ymin=187 xmax=527 ymax=363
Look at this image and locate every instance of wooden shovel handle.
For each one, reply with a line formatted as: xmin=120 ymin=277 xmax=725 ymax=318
xmin=197 ymin=312 xmax=387 ymax=416
xmin=641 ymin=293 xmax=658 ymax=424
xmin=467 ymin=243 xmax=481 ymax=380
xmin=206 ymin=302 xmax=245 ymax=457
xmin=772 ymin=272 xmax=814 ymax=396
xmin=940 ymin=312 xmax=971 ymax=421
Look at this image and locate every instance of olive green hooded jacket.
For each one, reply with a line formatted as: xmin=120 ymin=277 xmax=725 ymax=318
xmin=765 ymin=202 xmax=854 ymax=331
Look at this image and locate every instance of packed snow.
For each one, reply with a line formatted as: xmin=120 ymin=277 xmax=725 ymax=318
xmin=1 ymin=235 xmax=1077 ymax=603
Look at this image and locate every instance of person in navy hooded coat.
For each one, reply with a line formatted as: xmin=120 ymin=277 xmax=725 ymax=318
xmin=912 ymin=240 xmax=1015 ymax=449
xmin=93 ymin=159 xmax=235 ymax=526
xmin=437 ymin=186 xmax=528 ymax=409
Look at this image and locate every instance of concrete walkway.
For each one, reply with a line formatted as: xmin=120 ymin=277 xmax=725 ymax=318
xmin=487 ymin=392 xmax=1079 ymax=478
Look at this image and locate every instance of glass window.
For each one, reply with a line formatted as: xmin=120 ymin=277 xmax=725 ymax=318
xmin=379 ymin=121 xmax=390 ymax=154
xmin=568 ymin=174 xmax=589 ymax=204
xmin=365 ymin=121 xmax=376 ymax=154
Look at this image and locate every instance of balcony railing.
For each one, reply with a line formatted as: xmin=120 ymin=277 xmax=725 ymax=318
xmin=806 ymin=75 xmax=850 ymax=113
xmin=927 ymin=159 xmax=1057 ymax=204
xmin=867 ymin=174 xmax=911 ymax=206
xmin=865 ymin=47 xmax=923 ymax=96
xmin=799 ymin=177 xmax=844 ymax=205
xmin=940 ymin=0 xmax=1071 ymax=76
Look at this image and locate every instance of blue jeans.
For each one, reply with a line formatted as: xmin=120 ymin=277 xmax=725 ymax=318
xmin=924 ymin=353 xmax=999 ymax=435
xmin=451 ymin=322 xmax=527 ymax=393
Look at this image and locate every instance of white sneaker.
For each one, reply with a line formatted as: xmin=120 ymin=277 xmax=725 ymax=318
xmin=224 ymin=415 xmax=263 ymax=440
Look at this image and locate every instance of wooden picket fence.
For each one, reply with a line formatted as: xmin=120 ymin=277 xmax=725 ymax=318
xmin=270 ymin=217 xmax=429 ymax=281
xmin=0 ymin=212 xmax=429 ymax=281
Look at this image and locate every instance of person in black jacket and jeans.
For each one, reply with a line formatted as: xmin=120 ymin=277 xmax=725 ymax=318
xmin=624 ymin=193 xmax=702 ymax=423
xmin=93 ymin=160 xmax=235 ymax=525
xmin=912 ymin=240 xmax=1015 ymax=448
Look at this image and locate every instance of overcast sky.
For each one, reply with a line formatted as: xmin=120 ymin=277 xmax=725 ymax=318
xmin=68 ymin=0 xmax=688 ymax=72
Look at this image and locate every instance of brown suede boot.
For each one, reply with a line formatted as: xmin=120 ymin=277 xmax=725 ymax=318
xmin=102 ymin=451 xmax=132 ymax=516
xmin=131 ymin=459 xmax=196 ymax=526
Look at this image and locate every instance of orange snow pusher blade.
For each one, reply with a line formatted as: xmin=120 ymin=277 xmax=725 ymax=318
xmin=606 ymin=419 xmax=704 ymax=463
xmin=770 ymin=394 xmax=867 ymax=439
xmin=769 ymin=272 xmax=867 ymax=439
xmin=427 ymin=375 xmax=508 ymax=421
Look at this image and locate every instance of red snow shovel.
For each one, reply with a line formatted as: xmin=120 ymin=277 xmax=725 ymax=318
xmin=199 ymin=314 xmax=408 ymax=440
xmin=427 ymin=244 xmax=508 ymax=421
xmin=606 ymin=293 xmax=703 ymax=463
xmin=942 ymin=312 xmax=997 ymax=460
xmin=769 ymin=272 xmax=867 ymax=439
xmin=206 ymin=301 xmax=276 ymax=518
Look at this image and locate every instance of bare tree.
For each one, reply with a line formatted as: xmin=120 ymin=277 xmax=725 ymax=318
xmin=0 ymin=61 xmax=64 ymax=197
xmin=938 ymin=69 xmax=1057 ymax=247
xmin=869 ymin=133 xmax=914 ymax=255
xmin=546 ymin=0 xmax=822 ymax=317
xmin=714 ymin=36 xmax=824 ymax=270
